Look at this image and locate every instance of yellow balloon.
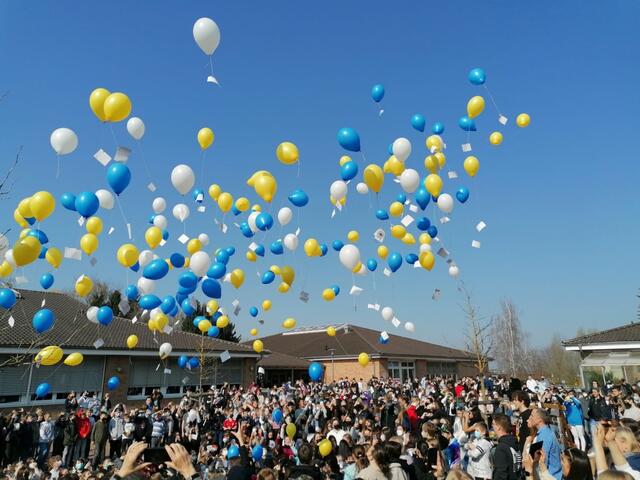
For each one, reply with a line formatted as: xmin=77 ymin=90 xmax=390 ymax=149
xmin=358 ymin=352 xmax=370 ymax=367
xmin=250 ymin=328 xmax=258 ymax=336
xmin=377 ymin=245 xmax=388 ymax=259
xmin=216 ymin=315 xmax=229 ymax=328
xmin=80 ymin=233 xmax=99 ymax=256
xmin=435 ymin=152 xmax=446 ymax=169
xmin=103 ymin=92 xmax=132 ymax=122
xmin=0 ymin=261 xmax=13 ymax=277
xmin=217 ymin=192 xmax=233 ymax=213
xmin=424 ymin=155 xmax=439 ymax=174
xmin=254 ymin=174 xmax=277 ymax=203
xmin=206 ymin=300 xmax=219 ymax=315
xmin=281 ymin=266 xmax=295 ymax=285
xmin=401 ymin=233 xmax=416 ymax=245
xmin=391 ymin=225 xmax=406 ymax=239
xmin=246 ymin=251 xmax=257 ymax=262
xmin=286 ymin=423 xmax=297 ymax=439
xmin=126 ymin=334 xmax=139 ymax=349
xmin=262 ymin=299 xmax=272 ymax=311
xmin=322 ymin=288 xmax=335 ymax=301
xmin=253 ymin=339 xmax=264 ymax=353
xmin=339 ymin=155 xmax=351 ymax=166
xmin=424 ymin=174 xmax=443 ymax=197
xmin=383 ymin=156 xmax=405 ymax=176
xmin=86 ymin=216 xmax=103 ymax=235
xmin=425 ymin=135 xmax=443 ymax=153
xmin=197 ymin=128 xmax=215 ymax=150
xmin=467 ymin=95 xmax=485 ymax=119
xmin=276 ymin=142 xmax=299 ymax=165
xmin=19 ymin=228 xmax=30 ymax=240
xmin=198 ymin=319 xmax=212 ymax=332
xmin=389 ymin=202 xmax=404 ymax=217
xmin=29 ymin=191 xmax=55 ymax=221
xmin=347 ymin=230 xmax=359 ymax=242
xmin=64 ymin=352 xmax=84 ymax=367
xmin=14 ymin=209 xmax=28 ymax=228
xmin=235 ymin=197 xmax=250 ymax=212
xmin=330 ymin=195 xmax=347 ymax=206
xmin=208 ymin=184 xmax=222 ymax=201
xmin=89 ymin=88 xmax=111 ymax=121
xmin=246 ymin=170 xmax=270 ymax=187
xmin=516 ymin=113 xmax=531 ymax=128
xmin=326 ymin=326 xmax=336 ymax=337
xmin=277 ymin=282 xmax=290 ymax=293
xmin=13 ymin=237 xmax=41 ymax=266
xmin=489 ymin=132 xmax=503 ymax=145
xmin=148 ymin=318 xmax=158 ymax=331
xmin=145 ymin=226 xmax=162 ymax=249
xmin=187 ymin=238 xmax=202 ymax=255
xmin=45 ymin=247 xmax=62 ymax=268
xmin=117 ymin=243 xmax=139 ymax=267
xmin=419 ymin=233 xmax=432 ymax=245
xmin=363 ymin=164 xmax=384 ymax=193
xmin=304 ymin=238 xmax=319 ymax=257
xmin=319 ymin=439 xmax=332 ymax=457
xmin=270 ymin=265 xmax=281 ymax=275
xmin=419 ymin=251 xmax=435 ymax=270
xmin=75 ymin=275 xmax=93 ymax=297
xmin=18 ymin=197 xmax=33 ymax=219
xmin=155 ymin=312 xmax=168 ymax=329
xmin=230 ymin=269 xmax=245 ymax=288
xmin=282 ymin=317 xmax=296 ymax=329
xmin=184 ymin=257 xmax=190 ymax=268
xmin=251 ymin=204 xmax=262 ymax=212
xmin=463 ymin=156 xmax=480 ymax=177
xmin=35 ymin=346 xmax=63 ymax=366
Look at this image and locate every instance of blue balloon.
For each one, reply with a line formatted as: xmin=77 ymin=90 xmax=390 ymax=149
xmin=227 ymin=445 xmax=240 ymax=460
xmin=256 ymin=213 xmax=274 ymax=231
xmin=396 ymin=193 xmax=407 ymax=204
xmin=179 ymin=271 xmax=198 ymax=288
xmin=415 ymin=187 xmax=430 ymax=210
xmin=207 ymin=326 xmax=220 ymax=337
xmin=340 ymin=161 xmax=358 ymax=181
xmin=32 ymin=308 xmax=55 ymax=333
xmin=308 ymin=362 xmax=323 ymax=381
xmin=379 ymin=335 xmax=390 ymax=345
xmin=456 ymin=187 xmax=470 ymax=203
xmin=193 ymin=316 xmax=206 ymax=328
xmin=60 ymin=192 xmax=77 ymax=211
xmin=162 ymin=229 xmax=169 ymax=241
xmin=225 ymin=246 xmax=236 ymax=256
xmin=40 ymin=273 xmax=54 ymax=290
xmin=371 ymin=84 xmax=385 ymax=103
xmin=249 ymin=306 xmax=259 ymax=317
xmin=107 ymin=376 xmax=120 ymax=391
xmin=97 ymin=306 xmax=113 ymax=326
xmin=169 ymin=305 xmax=179 ymax=317
xmin=231 ymin=205 xmax=241 ymax=216
xmin=179 ymin=283 xmax=197 ymax=295
xmin=272 ymin=408 xmax=283 ymax=423
xmin=288 ymin=189 xmax=309 ymax=207
xmin=319 ymin=244 xmax=328 ymax=256
xmin=216 ymin=250 xmax=230 ymax=265
xmin=181 ymin=298 xmax=195 ymax=315
xmin=188 ymin=357 xmax=200 ymax=369
xmin=252 ymin=444 xmax=264 ymax=461
xmin=406 ymin=253 xmax=419 ymax=265
xmin=375 ymin=209 xmax=389 ymax=220
xmin=25 ymin=216 xmax=36 ymax=225
xmin=35 ymin=382 xmax=51 ymax=398
xmin=192 ymin=188 xmax=204 ymax=203
xmin=202 ymin=278 xmax=222 ymax=299
xmin=416 ymin=217 xmax=431 ymax=231
xmin=178 ymin=355 xmax=188 ymax=368
xmin=332 ymin=240 xmax=344 ymax=251
xmin=130 ymin=261 xmax=140 ymax=272
xmin=39 ymin=246 xmax=48 ymax=259
xmin=161 ymin=296 xmax=176 ymax=315
xmin=337 ymin=127 xmax=361 ymax=152
xmin=388 ymin=252 xmax=402 ymax=273
xmin=207 ymin=262 xmax=226 ymax=279
xmin=27 ymin=229 xmax=49 ymax=244
xmin=411 ymin=114 xmax=426 ymax=132
xmin=388 ymin=143 xmax=393 ymax=155
xmin=148 ymin=214 xmax=156 ymax=225
xmin=106 ymin=163 xmax=131 ymax=195
xmin=240 ymin=222 xmax=254 ymax=238
xmin=331 ymin=284 xmax=340 ymax=296
xmin=458 ymin=116 xmax=477 ymax=132
xmin=175 ymin=292 xmax=187 ymax=305
xmin=431 ymin=195 xmax=439 ymax=202
xmin=427 ymin=225 xmax=438 ymax=238
xmin=139 ymin=294 xmax=162 ymax=310
xmin=367 ymin=259 xmax=378 ymax=271
xmin=261 ymin=270 xmax=276 ymax=284
xmin=432 ymin=122 xmax=445 ymax=135
xmin=143 ymin=259 xmax=169 ymax=280
xmin=270 ymin=240 xmax=284 ymax=255
xmin=468 ymin=67 xmax=486 ymax=85
xmin=74 ymin=192 xmax=99 ymax=218
xmin=170 ymin=253 xmax=185 ymax=268
xmin=125 ymin=285 xmax=139 ymax=301
xmin=254 ymin=245 xmax=265 ymax=257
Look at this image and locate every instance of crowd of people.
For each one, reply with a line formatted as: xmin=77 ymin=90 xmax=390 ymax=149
xmin=1 ymin=374 xmax=640 ymax=480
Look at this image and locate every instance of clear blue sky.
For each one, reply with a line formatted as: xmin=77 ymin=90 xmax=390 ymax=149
xmin=1 ymin=0 xmax=638 ymax=349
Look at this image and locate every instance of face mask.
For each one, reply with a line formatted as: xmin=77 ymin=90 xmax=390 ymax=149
xmin=75 ymin=463 xmax=84 ymax=471
xmin=474 ymin=431 xmax=482 ymax=439
xmin=397 ymin=428 xmax=404 ymax=436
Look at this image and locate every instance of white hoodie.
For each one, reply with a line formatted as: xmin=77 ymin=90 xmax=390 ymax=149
xmin=465 ymin=436 xmax=493 ymax=480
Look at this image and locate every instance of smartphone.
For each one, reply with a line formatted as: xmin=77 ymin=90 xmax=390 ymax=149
xmin=529 ymin=441 xmax=544 ymax=456
xmin=427 ymin=447 xmax=439 ymax=467
xmin=143 ymin=447 xmax=171 ymax=464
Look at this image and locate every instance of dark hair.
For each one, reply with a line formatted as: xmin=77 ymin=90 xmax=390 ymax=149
xmin=298 ymin=443 xmax=314 ymax=464
xmin=384 ymin=441 xmax=402 ymax=462
xmin=257 ymin=468 xmax=276 ymax=480
xmin=338 ymin=440 xmax=351 ymax=461
xmin=371 ymin=444 xmax=390 ymax=476
xmin=353 ymin=445 xmax=369 ymax=471
xmin=511 ymin=390 xmax=530 ymax=407
xmin=564 ymin=448 xmax=593 ymax=480
xmin=492 ymin=414 xmax=511 ymax=434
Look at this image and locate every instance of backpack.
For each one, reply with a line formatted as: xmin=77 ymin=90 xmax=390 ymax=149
xmin=491 ymin=443 xmax=522 ymax=480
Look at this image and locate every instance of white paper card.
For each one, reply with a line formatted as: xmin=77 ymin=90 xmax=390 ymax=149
xmin=196 ymin=193 xmax=204 ymax=202
xmin=391 ymin=317 xmax=401 ymax=328
xmin=499 ymin=115 xmax=508 ymax=125
xmin=114 ymin=147 xmax=131 ymax=162
xmin=90 ymin=257 xmax=97 ymax=267
xmin=232 ymin=299 xmax=240 ymax=308
xmin=437 ymin=247 xmax=449 ymax=258
xmin=476 ymin=221 xmax=487 ymax=232
xmin=147 ymin=182 xmax=156 ymax=192
xmin=197 ymin=206 xmax=206 ymax=213
xmin=162 ymin=326 xmax=173 ymax=334
xmin=331 ymin=209 xmax=336 ymax=219
xmin=41 ymin=298 xmax=46 ymax=307
xmin=401 ymin=215 xmax=414 ymax=227
xmin=367 ymin=304 xmax=376 ymax=310
xmin=414 ymin=261 xmax=422 ymax=268
xmin=249 ymin=242 xmax=258 ymax=252
xmin=462 ymin=143 xmax=472 ymax=152
xmin=409 ymin=204 xmax=418 ymax=213
xmin=221 ymin=223 xmax=228 ymax=234
xmin=374 ymin=228 xmax=385 ymax=243
xmin=381 ymin=331 xmax=389 ymax=341
xmin=295 ymin=228 xmax=301 ymax=237
xmin=77 ymin=217 xmax=85 ymax=227
xmin=471 ymin=240 xmax=481 ymax=248
xmin=178 ymin=234 xmax=189 ymax=244
xmin=15 ymin=276 xmax=28 ymax=285
xmin=430 ymin=146 xmax=437 ymax=153
xmin=108 ymin=227 xmax=115 ymax=235
xmin=159 ymin=239 xmax=166 ymax=247
xmin=163 ymin=368 xmax=172 ymax=375
xmin=127 ymin=223 xmax=132 ymax=239
xmin=349 ymin=285 xmax=363 ymax=295
xmin=448 ymin=171 xmax=458 ymax=179
xmin=94 ymin=149 xmax=112 ymax=166
xmin=336 ymin=201 xmax=342 ymax=212
xmin=207 ymin=75 xmax=220 ymax=85
xmin=119 ymin=299 xmax=130 ymax=315
xmin=383 ymin=268 xmax=391 ymax=277
xmin=131 ymin=316 xmax=138 ymax=324
xmin=93 ymin=339 xmax=104 ymax=349
xmin=220 ymin=350 xmax=231 ymax=363
xmin=440 ymin=216 xmax=450 ymax=224
xmin=299 ymin=291 xmax=309 ymax=303
xmin=8 ymin=315 xmax=14 ymax=328
xmin=64 ymin=248 xmax=82 ymax=260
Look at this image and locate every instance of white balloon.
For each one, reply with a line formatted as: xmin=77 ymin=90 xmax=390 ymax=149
xmin=392 ymin=137 xmax=412 ymax=162
xmin=381 ymin=307 xmax=394 ymax=322
xmin=419 ymin=244 xmax=432 ymax=254
xmin=437 ymin=193 xmax=454 ymax=214
xmin=50 ymin=128 xmax=78 ymax=155
xmin=138 ymin=250 xmax=154 ymax=268
xmin=404 ymin=322 xmax=416 ymax=333
xmin=193 ymin=17 xmax=221 ymax=55
xmin=159 ymin=342 xmax=173 ymax=359
xmin=4 ymin=249 xmax=15 ymax=267
xmin=356 ymin=182 xmax=369 ymax=195
xmin=277 ymin=207 xmax=293 ymax=226
xmin=448 ymin=265 xmax=460 ymax=278
xmin=283 ymin=233 xmax=299 ymax=251
xmin=86 ymin=306 xmax=99 ymax=324
xmin=172 ymin=203 xmax=190 ymax=222
xmin=330 ymin=180 xmax=348 ymax=201
xmin=399 ymin=169 xmax=420 ymax=193
xmin=171 ymin=164 xmax=195 ymax=195
xmin=339 ymin=244 xmax=360 ymax=270
xmin=153 ymin=214 xmax=168 ymax=230
xmin=190 ymin=251 xmax=211 ymax=277
xmin=248 ymin=211 xmax=260 ymax=232
xmin=126 ymin=117 xmax=145 ymax=140
xmin=95 ymin=189 xmax=115 ymax=210
xmin=150 ymin=307 xmax=163 ymax=319
xmin=152 ymin=197 xmax=166 ymax=214
xmin=137 ymin=277 xmax=155 ymax=295
xmin=198 ymin=233 xmax=210 ymax=246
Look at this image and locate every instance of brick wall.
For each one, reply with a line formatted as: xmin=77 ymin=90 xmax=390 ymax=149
xmin=457 ymin=361 xmax=478 ymax=377
xmin=320 ymin=358 xmax=386 ymax=382
xmin=103 ymin=355 xmax=130 ymax=405
xmin=415 ymin=359 xmax=427 ymax=379
xmin=242 ymin=358 xmax=257 ymax=387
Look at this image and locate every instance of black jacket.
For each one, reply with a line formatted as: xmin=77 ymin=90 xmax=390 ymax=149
xmin=289 ymin=464 xmax=323 ymax=480
xmin=226 ymin=446 xmax=253 ymax=480
xmin=493 ymin=434 xmax=518 ymax=480
xmin=63 ymin=421 xmax=77 ymax=446
xmin=589 ymin=397 xmax=614 ymax=421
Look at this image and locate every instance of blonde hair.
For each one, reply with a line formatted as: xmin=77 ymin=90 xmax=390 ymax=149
xmin=616 ymin=427 xmax=640 ymax=453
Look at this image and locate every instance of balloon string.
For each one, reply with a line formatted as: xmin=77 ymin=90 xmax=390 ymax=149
xmin=360 ymin=151 xmax=367 ymax=164
xmin=136 ymin=140 xmax=154 ymax=186
xmin=115 ymin=195 xmax=130 ymax=239
xmin=482 ymin=84 xmax=502 ymax=115
xmin=200 ymin=150 xmax=205 ymax=184
xmin=209 ymin=56 xmax=214 ymax=77
xmin=108 ymin=123 xmax=119 ymax=149
xmin=56 ymin=155 xmax=60 ymax=179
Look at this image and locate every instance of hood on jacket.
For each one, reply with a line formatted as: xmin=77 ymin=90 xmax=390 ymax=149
xmin=498 ymin=434 xmax=518 ymax=449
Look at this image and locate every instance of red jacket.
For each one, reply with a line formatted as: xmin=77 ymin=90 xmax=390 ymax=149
xmin=406 ymin=405 xmax=419 ymax=432
xmin=455 ymin=384 xmax=464 ymax=398
xmin=76 ymin=416 xmax=91 ymax=438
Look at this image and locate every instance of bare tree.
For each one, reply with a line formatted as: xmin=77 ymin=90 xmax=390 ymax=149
xmin=459 ymin=283 xmax=493 ymax=376
xmin=492 ymin=299 xmax=533 ymax=377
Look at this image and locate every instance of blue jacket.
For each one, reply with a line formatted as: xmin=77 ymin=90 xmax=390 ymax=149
xmin=536 ymin=426 xmax=562 ymax=480
xmin=564 ymin=397 xmax=584 ymax=426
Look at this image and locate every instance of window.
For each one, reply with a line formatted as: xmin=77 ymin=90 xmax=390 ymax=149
xmin=388 ymin=361 xmax=415 ymax=382
xmin=426 ymin=362 xmax=457 ymax=376
xmin=0 ymin=395 xmax=20 ymax=404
